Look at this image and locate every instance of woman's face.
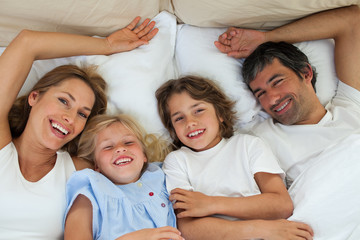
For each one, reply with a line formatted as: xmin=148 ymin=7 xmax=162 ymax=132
xmin=94 ymin=122 xmax=147 ymax=185
xmin=27 ymin=77 xmax=95 ymax=150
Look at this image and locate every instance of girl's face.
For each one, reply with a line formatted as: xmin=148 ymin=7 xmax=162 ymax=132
xmin=94 ymin=122 xmax=147 ymax=185
xmin=168 ymin=91 xmax=223 ymax=151
xmin=28 ymin=78 xmax=95 ymax=151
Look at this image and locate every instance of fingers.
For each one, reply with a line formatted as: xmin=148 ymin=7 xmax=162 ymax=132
xmin=133 ymin=18 xmax=151 ymax=34
xmin=126 ymin=16 xmax=142 ymax=31
xmin=214 ymin=41 xmax=232 ymax=53
xmin=157 ymin=226 xmax=184 ymax=240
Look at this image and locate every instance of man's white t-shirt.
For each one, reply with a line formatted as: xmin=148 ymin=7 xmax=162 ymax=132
xmin=252 ymin=81 xmax=360 ymax=185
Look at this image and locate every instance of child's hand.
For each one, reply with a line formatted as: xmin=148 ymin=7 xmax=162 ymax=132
xmin=115 ymin=226 xmax=184 ymax=240
xmin=106 ymin=16 xmax=159 ymax=53
xmin=214 ymin=27 xmax=266 ymax=58
xmin=258 ymin=219 xmax=314 ymax=240
xmin=169 ymin=188 xmax=214 ymax=218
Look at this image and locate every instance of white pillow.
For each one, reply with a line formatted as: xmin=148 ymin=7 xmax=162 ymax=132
xmin=175 ymin=24 xmax=339 ymax=131
xmin=3 ymin=11 xmax=177 ymax=137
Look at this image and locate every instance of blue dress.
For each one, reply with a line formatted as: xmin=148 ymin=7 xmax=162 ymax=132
xmin=64 ymin=162 xmax=176 ymax=239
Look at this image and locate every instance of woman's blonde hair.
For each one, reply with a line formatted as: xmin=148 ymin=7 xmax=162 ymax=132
xmin=8 ymin=64 xmax=107 ymax=155
xmin=77 ymin=114 xmax=172 ymax=171
xmin=155 ymin=75 xmax=237 ymax=149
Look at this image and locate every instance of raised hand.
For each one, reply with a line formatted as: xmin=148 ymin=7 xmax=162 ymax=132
xmin=169 ymin=188 xmax=214 ymax=218
xmin=214 ymin=27 xmax=266 ymax=58
xmin=115 ymin=226 xmax=184 ymax=240
xmin=106 ymin=16 xmax=159 ymax=53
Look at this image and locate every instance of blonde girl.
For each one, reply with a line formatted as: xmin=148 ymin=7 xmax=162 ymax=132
xmin=64 ymin=114 xmax=184 ymax=240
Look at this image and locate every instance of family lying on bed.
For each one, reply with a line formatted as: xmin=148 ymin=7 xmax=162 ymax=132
xmin=0 ymin=5 xmax=359 ymax=240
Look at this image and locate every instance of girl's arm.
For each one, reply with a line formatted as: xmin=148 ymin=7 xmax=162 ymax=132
xmin=0 ymin=17 xmax=158 ymax=149
xmin=64 ymin=194 xmax=93 ymax=240
xmin=115 ymin=226 xmax=184 ymax=240
xmin=170 ymin=173 xmax=292 ymax=220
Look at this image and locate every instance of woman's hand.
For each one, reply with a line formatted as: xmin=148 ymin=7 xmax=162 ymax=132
xmin=214 ymin=27 xmax=266 ymax=58
xmin=106 ymin=16 xmax=159 ymax=53
xmin=115 ymin=226 xmax=184 ymax=240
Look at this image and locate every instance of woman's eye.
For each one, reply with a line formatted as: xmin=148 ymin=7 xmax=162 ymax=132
xmin=58 ymin=98 xmax=68 ymax=105
xmin=78 ymin=112 xmax=88 ymax=119
xmin=104 ymin=146 xmax=113 ymax=150
xmin=125 ymin=142 xmax=134 ymax=145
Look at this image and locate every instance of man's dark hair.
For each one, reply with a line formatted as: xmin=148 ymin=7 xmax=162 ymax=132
xmin=242 ymin=41 xmax=317 ymax=91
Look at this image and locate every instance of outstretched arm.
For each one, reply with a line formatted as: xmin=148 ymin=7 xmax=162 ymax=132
xmin=0 ymin=16 xmax=158 ymax=149
xmin=177 ymin=217 xmax=313 ymax=240
xmin=215 ymin=5 xmax=360 ymax=91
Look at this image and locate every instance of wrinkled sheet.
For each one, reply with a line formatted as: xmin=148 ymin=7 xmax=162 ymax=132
xmin=288 ymin=133 xmax=360 ymax=240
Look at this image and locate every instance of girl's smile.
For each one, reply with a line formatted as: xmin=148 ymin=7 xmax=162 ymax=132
xmin=168 ymin=91 xmax=223 ymax=151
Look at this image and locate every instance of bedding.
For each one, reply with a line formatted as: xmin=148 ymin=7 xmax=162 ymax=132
xmin=1 ymin=1 xmax=360 ymax=239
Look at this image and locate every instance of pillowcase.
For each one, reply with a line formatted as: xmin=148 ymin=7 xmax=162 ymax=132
xmin=172 ymin=0 xmax=359 ymax=29
xmin=0 ymin=0 xmax=162 ymax=46
xmin=2 ymin=11 xmax=177 ymax=137
xmin=174 ymin=24 xmax=339 ymax=132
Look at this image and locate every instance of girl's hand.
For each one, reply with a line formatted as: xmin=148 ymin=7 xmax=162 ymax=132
xmin=169 ymin=188 xmax=214 ymax=218
xmin=106 ymin=16 xmax=159 ymax=53
xmin=214 ymin=27 xmax=266 ymax=58
xmin=115 ymin=226 xmax=184 ymax=240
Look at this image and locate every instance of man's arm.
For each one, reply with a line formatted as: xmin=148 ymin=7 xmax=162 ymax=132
xmin=265 ymin=5 xmax=360 ymax=91
xmin=215 ymin=5 xmax=360 ymax=90
xmin=177 ymin=217 xmax=314 ymax=240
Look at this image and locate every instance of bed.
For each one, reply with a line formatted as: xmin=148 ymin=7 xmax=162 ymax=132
xmin=1 ymin=0 xmax=360 ymax=239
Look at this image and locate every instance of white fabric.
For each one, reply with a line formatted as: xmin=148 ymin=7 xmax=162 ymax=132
xmin=287 ymin=133 xmax=360 ymax=240
xmin=0 ymin=142 xmax=76 ymax=240
xmin=174 ymin=25 xmax=339 ymax=131
xmin=252 ymin=81 xmax=360 ymax=185
xmin=0 ymin=21 xmax=339 ymax=138
xmin=0 ymin=11 xmax=177 ymax=138
xmin=252 ymin=82 xmax=360 ymax=240
xmin=163 ymin=134 xmax=284 ymax=219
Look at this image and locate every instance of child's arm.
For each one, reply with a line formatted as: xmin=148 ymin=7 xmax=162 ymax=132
xmin=64 ymin=194 xmax=93 ymax=240
xmin=170 ymin=172 xmax=292 ymax=220
xmin=114 ymin=226 xmax=184 ymax=240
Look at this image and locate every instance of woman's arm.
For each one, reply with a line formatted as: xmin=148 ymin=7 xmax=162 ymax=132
xmin=0 ymin=17 xmax=158 ymax=149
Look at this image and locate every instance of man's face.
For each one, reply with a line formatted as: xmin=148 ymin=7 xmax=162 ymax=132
xmin=249 ymin=58 xmax=315 ymax=125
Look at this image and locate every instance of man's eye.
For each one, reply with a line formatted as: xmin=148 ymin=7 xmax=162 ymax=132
xmin=256 ymin=91 xmax=265 ymax=98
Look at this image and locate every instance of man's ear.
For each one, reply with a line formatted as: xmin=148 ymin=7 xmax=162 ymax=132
xmin=28 ymin=91 xmax=40 ymax=106
xmin=303 ymin=64 xmax=314 ymax=84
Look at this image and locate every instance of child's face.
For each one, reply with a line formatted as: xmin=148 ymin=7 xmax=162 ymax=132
xmin=168 ymin=91 xmax=223 ymax=151
xmin=94 ymin=122 xmax=147 ymax=185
